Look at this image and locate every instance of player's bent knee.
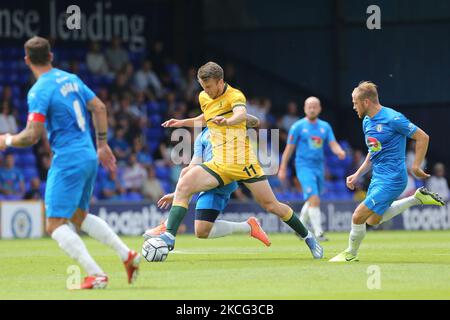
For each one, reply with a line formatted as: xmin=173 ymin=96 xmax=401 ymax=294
xmin=175 ymin=180 xmax=193 ymax=198
xmin=46 ymin=218 xmax=66 ymax=235
xmin=261 ymin=200 xmax=278 ymax=214
xmin=366 ymin=215 xmax=382 ymax=226
xmin=70 ymin=209 xmax=87 ymax=227
xmin=195 ymin=228 xmax=211 ymax=239
xmin=308 ymin=195 xmax=320 ymax=207
xmin=352 ymin=212 xmax=367 ymax=225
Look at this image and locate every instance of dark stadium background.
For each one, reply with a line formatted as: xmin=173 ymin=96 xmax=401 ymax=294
xmin=0 ymin=0 xmax=449 ymax=204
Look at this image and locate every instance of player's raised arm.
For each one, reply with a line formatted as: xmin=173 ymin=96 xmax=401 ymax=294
xmin=87 ymin=96 xmax=117 ymax=172
xmin=409 ymin=128 xmax=430 ymax=179
xmin=0 ymin=114 xmax=45 ymax=150
xmin=162 ymin=114 xmax=205 ymax=128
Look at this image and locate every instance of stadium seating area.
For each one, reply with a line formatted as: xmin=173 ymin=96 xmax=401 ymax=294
xmin=0 ymin=42 xmax=365 ymax=202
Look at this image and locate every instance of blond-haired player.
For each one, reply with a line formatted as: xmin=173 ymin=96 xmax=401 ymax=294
xmin=330 ymin=81 xmax=445 ymax=262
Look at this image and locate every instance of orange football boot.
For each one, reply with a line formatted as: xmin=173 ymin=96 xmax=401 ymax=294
xmin=247 ymin=217 xmax=271 ymax=247
xmin=123 ymin=250 xmax=141 ymax=284
xmin=80 ymin=275 xmax=108 ymax=289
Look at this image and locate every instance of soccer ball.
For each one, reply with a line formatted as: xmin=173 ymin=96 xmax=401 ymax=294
xmin=142 ymin=237 xmax=169 ymax=262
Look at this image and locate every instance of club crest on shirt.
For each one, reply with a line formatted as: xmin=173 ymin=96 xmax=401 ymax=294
xmin=366 ymin=136 xmax=382 ymax=152
xmin=320 ymin=127 xmax=325 ymax=134
xmin=376 ymin=124 xmax=383 ymax=132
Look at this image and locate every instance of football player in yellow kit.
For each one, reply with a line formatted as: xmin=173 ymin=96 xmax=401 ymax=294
xmin=156 ymin=62 xmax=323 ymax=259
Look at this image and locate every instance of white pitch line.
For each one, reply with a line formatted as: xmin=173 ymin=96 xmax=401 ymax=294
xmin=171 ymin=250 xmax=260 ymax=255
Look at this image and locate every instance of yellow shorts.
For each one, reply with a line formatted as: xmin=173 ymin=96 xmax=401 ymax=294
xmin=200 ymin=161 xmax=266 ymax=186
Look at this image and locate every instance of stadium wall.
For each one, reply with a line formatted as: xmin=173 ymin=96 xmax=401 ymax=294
xmin=0 ymin=200 xmax=448 ymax=239
xmin=89 ymin=200 xmax=450 ymax=236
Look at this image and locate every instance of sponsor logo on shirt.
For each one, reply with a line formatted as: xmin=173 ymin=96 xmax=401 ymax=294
xmin=366 ymin=136 xmax=382 ymax=152
xmin=309 ymin=136 xmax=323 ymax=149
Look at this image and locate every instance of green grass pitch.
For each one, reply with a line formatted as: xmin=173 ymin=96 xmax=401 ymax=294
xmin=1 ymin=231 xmax=449 ymax=299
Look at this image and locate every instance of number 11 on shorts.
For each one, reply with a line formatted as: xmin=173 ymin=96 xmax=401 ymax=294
xmin=243 ymin=164 xmax=257 ymax=177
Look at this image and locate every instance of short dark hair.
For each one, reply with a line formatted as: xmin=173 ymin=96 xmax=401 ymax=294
xmin=197 ymin=61 xmax=224 ymax=81
xmin=24 ymin=36 xmax=51 ymax=66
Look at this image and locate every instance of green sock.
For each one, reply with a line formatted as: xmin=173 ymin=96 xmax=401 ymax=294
xmin=166 ymin=205 xmax=188 ymax=236
xmin=283 ymin=213 xmax=309 ymax=238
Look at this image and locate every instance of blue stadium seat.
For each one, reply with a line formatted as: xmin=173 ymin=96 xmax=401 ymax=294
xmin=72 ymin=48 xmax=87 ymax=60
xmin=40 ymin=182 xmax=46 ymax=196
xmin=334 ymin=180 xmax=347 ymax=191
xmin=275 ymin=192 xmax=287 ymax=201
xmin=18 ymin=61 xmax=28 ymax=71
xmin=149 ymin=114 xmax=162 ymax=126
xmin=146 ymin=102 xmax=161 ymax=114
xmin=18 ymin=113 xmax=28 ymax=126
xmin=4 ymin=73 xmax=19 ymax=84
xmin=5 ymin=60 xmax=19 ymax=71
xmin=12 ymin=98 xmax=21 ymax=109
xmin=191 ymin=193 xmax=199 ymax=202
xmin=268 ymin=175 xmax=281 ymax=189
xmin=154 ymin=165 xmax=170 ymax=180
xmin=11 ymin=147 xmax=29 ymax=155
xmin=86 ymin=74 xmax=103 ymax=86
xmin=4 ymin=194 xmax=22 ymax=200
xmin=19 ymin=100 xmax=28 ymax=111
xmin=160 ymin=180 xmax=173 ymax=193
xmin=322 ymin=191 xmax=335 ymax=200
xmin=129 ymin=51 xmax=145 ymax=67
xmin=4 ymin=47 xmax=21 ymax=58
xmin=324 ymin=180 xmax=334 ymax=192
xmin=18 ymin=73 xmax=30 ymax=85
xmin=55 ymin=48 xmax=70 ymax=61
xmin=149 ymin=141 xmax=160 ymax=154
xmin=16 ymin=154 xmax=35 ymax=167
xmin=97 ymin=167 xmax=108 ymax=181
xmin=93 ymin=183 xmax=102 ymax=199
xmin=78 ymin=62 xmax=88 ymax=73
xmin=415 ymin=179 xmax=425 ymax=188
xmin=146 ymin=127 xmax=163 ymax=141
xmin=23 ymin=167 xmax=38 ymax=179
xmin=125 ymin=192 xmax=143 ymax=201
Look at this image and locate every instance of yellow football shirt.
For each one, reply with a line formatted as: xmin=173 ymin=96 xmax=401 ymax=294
xmin=199 ymin=83 xmax=258 ymax=166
